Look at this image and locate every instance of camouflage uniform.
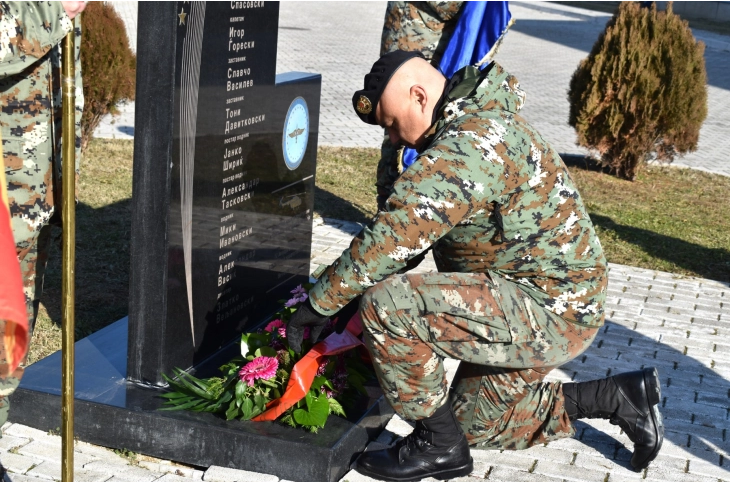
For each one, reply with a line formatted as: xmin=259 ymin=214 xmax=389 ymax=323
xmin=377 ymin=1 xmax=463 ymax=212
xmin=310 ymin=63 xmax=607 ymax=448
xmin=0 ymin=1 xmax=83 ymax=425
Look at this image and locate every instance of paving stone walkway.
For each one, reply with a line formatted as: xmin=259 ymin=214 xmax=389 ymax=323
xmin=6 ymin=2 xmax=729 ymax=482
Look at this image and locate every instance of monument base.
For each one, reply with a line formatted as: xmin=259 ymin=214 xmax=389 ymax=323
xmin=10 ymin=318 xmax=393 ymax=482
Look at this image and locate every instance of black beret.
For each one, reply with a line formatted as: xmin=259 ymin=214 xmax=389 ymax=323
xmin=352 ymin=50 xmax=426 ymax=125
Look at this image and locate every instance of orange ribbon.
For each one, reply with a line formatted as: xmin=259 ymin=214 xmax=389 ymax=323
xmin=252 ymin=314 xmax=364 ymax=422
xmin=0 ymin=150 xmax=29 ymax=375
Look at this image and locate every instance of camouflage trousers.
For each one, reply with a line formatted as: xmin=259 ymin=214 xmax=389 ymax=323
xmin=13 ymin=220 xmax=53 ymax=338
xmin=359 ymin=271 xmax=599 ymax=449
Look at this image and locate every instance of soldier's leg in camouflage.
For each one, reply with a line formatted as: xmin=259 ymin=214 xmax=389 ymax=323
xmin=16 ymin=223 xmax=52 ymax=338
xmin=356 ymin=273 xmax=473 ymax=482
xmin=562 ymin=368 xmax=664 ymax=471
xmin=450 ymin=362 xmax=576 ymax=449
xmin=355 ymin=271 xmax=600 ymax=481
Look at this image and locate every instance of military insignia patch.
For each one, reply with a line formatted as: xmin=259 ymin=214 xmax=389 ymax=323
xmin=356 ymin=95 xmax=372 ymax=115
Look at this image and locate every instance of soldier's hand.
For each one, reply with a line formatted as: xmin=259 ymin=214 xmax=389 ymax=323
xmin=287 ymin=299 xmax=330 ymax=353
xmin=332 ymin=296 xmax=361 ymax=334
xmin=61 ymin=1 xmax=86 ymax=19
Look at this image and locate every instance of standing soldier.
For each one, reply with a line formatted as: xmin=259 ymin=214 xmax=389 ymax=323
xmin=288 ymin=51 xmax=663 ymax=481
xmin=0 ymin=0 xmax=84 ymax=435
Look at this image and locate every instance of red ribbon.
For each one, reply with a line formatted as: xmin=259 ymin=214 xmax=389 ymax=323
xmin=252 ymin=314 xmax=363 ymax=422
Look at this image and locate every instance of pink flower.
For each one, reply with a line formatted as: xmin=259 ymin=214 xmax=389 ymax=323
xmin=291 ymin=285 xmax=307 ymax=296
xmin=278 ymin=326 xmax=287 ymax=338
xmin=264 ymin=319 xmax=284 ymax=333
xmin=238 ymin=356 xmax=278 ymax=387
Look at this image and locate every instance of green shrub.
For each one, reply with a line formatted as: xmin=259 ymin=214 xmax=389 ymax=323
xmin=80 ymin=3 xmax=136 ymax=151
xmin=568 ymin=2 xmax=707 ymax=180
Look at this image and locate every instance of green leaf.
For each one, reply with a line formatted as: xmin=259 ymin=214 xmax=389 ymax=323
xmin=259 ymin=378 xmax=278 ymax=388
xmin=304 ymin=391 xmax=314 ymax=409
xmin=250 ymin=405 xmax=263 ymax=418
xmin=225 ymin=399 xmax=239 ymax=420
xmin=254 ymin=393 xmax=266 ymax=412
xmin=241 ymin=397 xmax=254 ymax=420
xmin=244 ymin=333 xmax=270 ymax=354
xmin=164 ymin=370 xmax=216 ymax=400
xmin=293 ymin=393 xmax=329 ymax=428
xmin=280 ymin=413 xmax=296 ymax=428
xmin=310 ymin=376 xmax=327 ymax=391
xmin=327 ymin=397 xmax=346 ymax=417
xmin=159 ymin=391 xmax=190 ymax=400
xmin=235 ymin=380 xmax=247 ymax=401
xmin=254 ymin=346 xmax=277 ymax=358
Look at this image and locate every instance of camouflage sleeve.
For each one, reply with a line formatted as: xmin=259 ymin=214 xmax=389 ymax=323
xmin=375 ymin=136 xmax=402 ymax=212
xmin=0 ymin=1 xmax=73 ymax=79
xmin=427 ymin=1 xmax=464 ymax=22
xmin=309 ymin=123 xmax=508 ymax=315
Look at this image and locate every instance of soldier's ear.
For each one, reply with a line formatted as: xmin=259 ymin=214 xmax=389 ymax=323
xmin=410 ymin=84 xmax=428 ymax=112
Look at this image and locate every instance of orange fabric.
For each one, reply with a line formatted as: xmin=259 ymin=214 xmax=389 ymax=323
xmin=252 ymin=314 xmax=364 ymax=422
xmin=0 ymin=154 xmax=29 ymax=375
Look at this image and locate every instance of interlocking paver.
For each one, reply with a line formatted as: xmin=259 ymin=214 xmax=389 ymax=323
xmin=202 ymin=466 xmax=278 ymax=482
xmin=0 ymin=451 xmax=42 ymax=474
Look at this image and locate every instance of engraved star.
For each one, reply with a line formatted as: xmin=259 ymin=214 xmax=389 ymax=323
xmin=178 ymin=8 xmax=187 ymax=26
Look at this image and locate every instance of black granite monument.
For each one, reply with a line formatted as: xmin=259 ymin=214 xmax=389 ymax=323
xmin=10 ymin=3 xmax=391 ymax=481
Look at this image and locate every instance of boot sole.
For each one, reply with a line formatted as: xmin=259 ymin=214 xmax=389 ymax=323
xmin=354 ymin=457 xmax=473 ymax=482
xmin=632 ymin=367 xmax=664 ymax=471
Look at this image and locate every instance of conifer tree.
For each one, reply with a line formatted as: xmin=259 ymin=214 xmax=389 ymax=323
xmin=568 ymin=2 xmax=707 ymax=180
xmin=80 ymin=3 xmax=137 ymax=150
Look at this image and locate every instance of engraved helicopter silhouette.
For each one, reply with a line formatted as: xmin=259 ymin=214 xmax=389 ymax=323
xmin=279 ymin=193 xmax=303 ymax=210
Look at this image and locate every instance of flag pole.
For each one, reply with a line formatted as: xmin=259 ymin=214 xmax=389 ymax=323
xmin=61 ymin=28 xmax=76 ymax=482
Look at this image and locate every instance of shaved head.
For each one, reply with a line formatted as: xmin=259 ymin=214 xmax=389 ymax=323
xmin=376 ymin=58 xmax=447 ymax=150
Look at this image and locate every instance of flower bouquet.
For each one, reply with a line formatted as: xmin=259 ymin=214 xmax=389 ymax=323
xmin=159 ymin=284 xmax=373 ymax=433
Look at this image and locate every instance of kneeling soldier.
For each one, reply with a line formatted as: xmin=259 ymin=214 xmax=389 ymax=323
xmin=288 ymin=51 xmax=663 ymax=482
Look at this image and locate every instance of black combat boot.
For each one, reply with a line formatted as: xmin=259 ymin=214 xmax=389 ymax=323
xmin=562 ymin=367 xmax=664 ymax=471
xmin=355 ymin=403 xmax=473 ymax=482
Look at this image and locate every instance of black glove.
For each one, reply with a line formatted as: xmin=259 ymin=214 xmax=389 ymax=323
xmin=332 ymin=296 xmax=361 ymax=334
xmin=287 ymin=299 xmax=330 ymax=353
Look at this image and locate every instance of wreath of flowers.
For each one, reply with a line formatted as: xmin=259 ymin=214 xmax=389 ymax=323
xmin=160 ymin=284 xmax=372 ymax=432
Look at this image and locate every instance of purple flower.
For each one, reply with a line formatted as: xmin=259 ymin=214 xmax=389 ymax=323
xmin=291 ymin=284 xmax=307 ymax=296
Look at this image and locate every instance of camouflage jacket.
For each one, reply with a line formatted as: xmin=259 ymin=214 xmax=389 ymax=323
xmin=311 ymin=63 xmax=608 ymax=327
xmin=380 ymin=2 xmax=463 ymax=65
xmin=0 ymin=1 xmax=83 ymax=229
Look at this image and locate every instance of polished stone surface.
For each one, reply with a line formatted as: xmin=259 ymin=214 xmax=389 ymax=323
xmin=128 ymin=2 xmax=319 ymax=386
xmin=13 ymin=316 xmax=392 ymax=482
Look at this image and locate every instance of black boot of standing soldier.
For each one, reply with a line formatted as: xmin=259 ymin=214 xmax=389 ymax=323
xmin=562 ymin=367 xmax=664 ymax=471
xmin=355 ymin=402 xmax=473 ymax=482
